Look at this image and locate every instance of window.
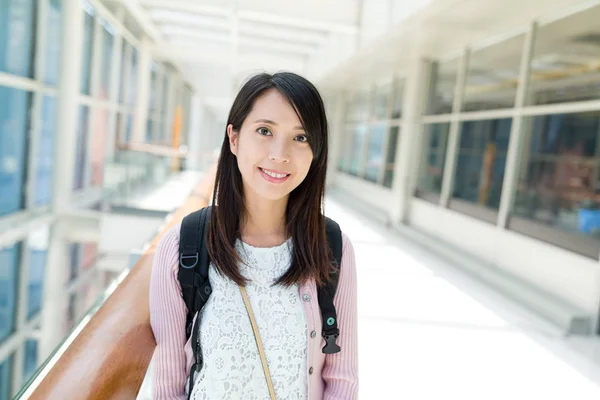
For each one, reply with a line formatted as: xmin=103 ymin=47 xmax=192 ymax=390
xmin=68 ymin=243 xmax=81 ymax=282
xmin=345 ymin=90 xmax=369 ymax=123
xmin=463 ymin=33 xmax=525 ymax=112
xmin=383 ymin=126 xmax=400 ymax=188
xmin=0 ymin=243 xmax=20 ymax=343
xmin=528 ymin=5 xmax=600 ymax=105
xmin=337 ymin=129 xmax=352 ymax=172
xmin=0 ymin=0 xmax=36 ymax=77
xmin=90 ymin=106 xmax=108 ymax=186
xmin=0 ymin=86 xmax=30 ymax=216
xmin=371 ymin=84 xmax=390 ymax=120
xmin=415 ymin=123 xmax=450 ymax=201
xmin=149 ymin=62 xmax=158 ymax=112
xmin=427 ymin=58 xmax=459 ymax=115
xmin=23 ymin=340 xmax=38 ymax=383
xmin=390 ymin=78 xmax=405 ymax=119
xmin=0 ymin=354 xmax=13 ymax=400
xmin=118 ymin=40 xmax=127 ymax=104
xmin=348 ymin=125 xmax=367 ymax=176
xmin=100 ymin=23 xmax=114 ymax=99
xmin=127 ymin=46 xmax=138 ymax=105
xmin=81 ymin=7 xmax=95 ymax=95
xmin=27 ymin=227 xmax=48 ymax=319
xmin=451 ymin=118 xmax=512 ymax=213
xmin=35 ymin=96 xmax=56 ymax=206
xmin=161 ymin=70 xmax=169 ymax=118
xmin=510 ymin=112 xmax=600 ymax=257
xmin=364 ymin=124 xmax=386 ymax=182
xmin=44 ymin=0 xmax=62 ymax=85
xmin=73 ymin=106 xmax=90 ymax=191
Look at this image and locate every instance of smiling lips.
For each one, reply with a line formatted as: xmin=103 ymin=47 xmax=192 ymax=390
xmin=259 ymin=167 xmax=290 ymax=183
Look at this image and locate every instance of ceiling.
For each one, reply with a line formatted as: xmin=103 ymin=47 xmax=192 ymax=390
xmin=102 ymin=0 xmax=361 ymax=117
xmin=102 ymin=0 xmax=600 ymax=118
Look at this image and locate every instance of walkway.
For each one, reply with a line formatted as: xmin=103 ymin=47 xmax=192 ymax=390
xmin=326 ymin=197 xmax=600 ymax=399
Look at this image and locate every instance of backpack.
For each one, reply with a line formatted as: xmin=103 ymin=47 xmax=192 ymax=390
xmin=177 ymin=206 xmax=343 ymax=396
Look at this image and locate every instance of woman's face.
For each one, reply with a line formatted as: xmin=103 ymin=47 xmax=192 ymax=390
xmin=228 ymin=88 xmax=314 ymax=203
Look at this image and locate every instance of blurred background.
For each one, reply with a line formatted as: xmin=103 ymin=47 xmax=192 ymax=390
xmin=2 ymin=0 xmax=600 ymax=398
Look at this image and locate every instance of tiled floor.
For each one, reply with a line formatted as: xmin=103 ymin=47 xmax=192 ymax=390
xmin=325 ymin=197 xmax=600 ymax=399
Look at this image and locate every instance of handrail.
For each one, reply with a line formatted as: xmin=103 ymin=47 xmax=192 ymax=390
xmin=21 ymin=165 xmax=217 ymax=400
xmin=117 ymin=142 xmax=189 ymax=158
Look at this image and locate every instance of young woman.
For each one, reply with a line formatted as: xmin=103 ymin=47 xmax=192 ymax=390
xmin=150 ymin=72 xmax=358 ymax=400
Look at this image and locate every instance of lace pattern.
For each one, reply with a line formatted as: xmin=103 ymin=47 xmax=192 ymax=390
xmin=191 ymin=239 xmax=308 ymax=400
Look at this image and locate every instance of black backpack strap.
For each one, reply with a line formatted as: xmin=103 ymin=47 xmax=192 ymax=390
xmin=177 ymin=206 xmax=212 ymax=399
xmin=318 ymin=217 xmax=343 ymax=354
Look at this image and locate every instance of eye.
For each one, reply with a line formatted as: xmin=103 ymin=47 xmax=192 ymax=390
xmin=294 ymin=134 xmax=309 ymax=143
xmin=257 ymin=127 xmax=272 ymax=136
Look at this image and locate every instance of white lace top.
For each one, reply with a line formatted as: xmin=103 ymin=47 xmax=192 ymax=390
xmin=190 ymin=238 xmax=308 ymax=400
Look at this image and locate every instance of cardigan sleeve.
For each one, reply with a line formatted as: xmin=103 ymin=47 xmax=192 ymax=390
xmin=322 ymin=233 xmax=359 ymax=399
xmin=149 ymin=225 xmax=189 ymax=400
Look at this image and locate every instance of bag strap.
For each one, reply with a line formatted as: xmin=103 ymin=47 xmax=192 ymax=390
xmin=319 ymin=217 xmax=343 ymax=354
xmin=240 ymin=286 xmax=277 ymax=400
xmin=177 ymin=206 xmax=212 ymax=399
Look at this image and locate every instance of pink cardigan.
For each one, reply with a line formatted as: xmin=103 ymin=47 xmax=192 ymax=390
xmin=149 ymin=224 xmax=359 ymax=399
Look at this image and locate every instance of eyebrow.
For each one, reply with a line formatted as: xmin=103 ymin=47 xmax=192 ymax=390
xmin=254 ymin=119 xmax=304 ymax=131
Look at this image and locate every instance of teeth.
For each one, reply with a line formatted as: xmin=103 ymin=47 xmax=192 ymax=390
xmin=262 ymin=169 xmax=287 ymax=179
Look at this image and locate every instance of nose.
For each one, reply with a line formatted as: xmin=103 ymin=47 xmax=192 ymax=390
xmin=268 ymin=137 xmax=290 ymax=164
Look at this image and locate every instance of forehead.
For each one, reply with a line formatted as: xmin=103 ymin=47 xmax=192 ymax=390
xmin=247 ymin=89 xmax=302 ymax=125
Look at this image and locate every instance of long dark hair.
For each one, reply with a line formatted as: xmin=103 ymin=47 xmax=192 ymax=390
xmin=207 ymin=72 xmax=332 ymax=287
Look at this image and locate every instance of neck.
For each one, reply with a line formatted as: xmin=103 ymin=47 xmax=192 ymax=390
xmin=240 ymin=193 xmax=288 ymax=246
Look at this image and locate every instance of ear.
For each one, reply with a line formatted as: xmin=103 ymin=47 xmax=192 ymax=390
xmin=227 ymin=124 xmax=238 ymax=156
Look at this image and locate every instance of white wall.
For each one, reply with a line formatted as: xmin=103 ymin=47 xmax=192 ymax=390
xmin=334 ymin=173 xmax=393 ymax=217
xmin=408 ymin=198 xmax=600 ymax=315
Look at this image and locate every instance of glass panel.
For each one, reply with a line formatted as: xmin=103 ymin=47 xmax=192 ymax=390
xmin=416 ymin=123 xmax=451 ymax=196
xmin=68 ymin=243 xmax=80 ymax=283
xmin=0 ymin=86 xmax=30 ymax=216
xmin=371 ymin=84 xmax=390 ymax=120
xmin=391 ymin=78 xmax=405 ymax=119
xmin=513 ymin=112 xmax=600 ymax=239
xmin=146 ymin=119 xmax=153 ymax=143
xmin=90 ymin=106 xmax=108 ymax=187
xmin=427 ymin=58 xmax=459 ymax=115
xmin=100 ymin=24 xmax=113 ymax=99
xmin=348 ymin=125 xmax=367 ymax=176
xmin=345 ymin=90 xmax=369 ymax=123
xmin=127 ymin=47 xmax=138 ymax=105
xmin=383 ymin=126 xmax=400 ymax=188
xmin=161 ymin=70 xmax=169 ymax=118
xmin=337 ymin=129 xmax=351 ymax=171
xmin=35 ymin=96 xmax=57 ymax=206
xmin=23 ymin=340 xmax=38 ymax=382
xmin=118 ymin=40 xmax=127 ymax=104
xmin=452 ymin=118 xmax=512 ymax=209
xmin=125 ymin=113 xmax=133 ymax=143
xmin=149 ymin=62 xmax=158 ymax=112
xmin=0 ymin=0 xmax=35 ymax=77
xmin=0 ymin=243 xmax=20 ymax=343
xmin=27 ymin=227 xmax=48 ymax=319
xmin=529 ymin=5 xmax=600 ymax=105
xmin=364 ymin=124 xmax=386 ymax=182
xmin=0 ymin=354 xmax=13 ymax=400
xmin=73 ymin=105 xmax=90 ymax=191
xmin=44 ymin=0 xmax=62 ymax=85
xmin=463 ymin=34 xmax=525 ymax=112
xmin=80 ymin=8 xmax=95 ymax=95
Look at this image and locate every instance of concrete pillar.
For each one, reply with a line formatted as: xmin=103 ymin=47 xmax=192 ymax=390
xmin=132 ymin=36 xmax=152 ymax=143
xmin=40 ymin=0 xmax=85 ymax=360
xmin=389 ymin=55 xmax=432 ymax=225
